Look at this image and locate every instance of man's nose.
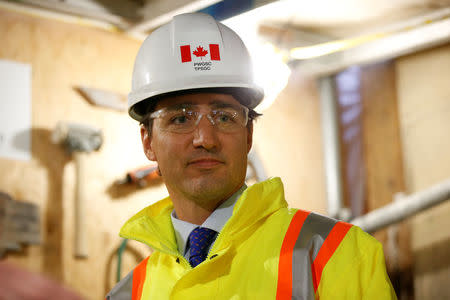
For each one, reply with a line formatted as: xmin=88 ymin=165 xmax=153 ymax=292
xmin=192 ymin=114 xmax=219 ymax=150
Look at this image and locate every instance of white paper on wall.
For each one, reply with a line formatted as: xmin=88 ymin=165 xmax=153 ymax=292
xmin=0 ymin=59 xmax=32 ymax=161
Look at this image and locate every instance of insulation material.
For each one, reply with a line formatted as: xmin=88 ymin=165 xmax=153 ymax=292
xmin=0 ymin=191 xmax=40 ymax=257
xmin=0 ymin=59 xmax=31 ymax=161
xmin=335 ymin=66 xmax=365 ymax=218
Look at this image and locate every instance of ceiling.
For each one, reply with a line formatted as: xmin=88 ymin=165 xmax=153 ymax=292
xmin=3 ymin=0 xmax=449 ymax=38
xmin=2 ymin=0 xmax=449 ymax=74
xmin=254 ymin=0 xmax=449 ymax=37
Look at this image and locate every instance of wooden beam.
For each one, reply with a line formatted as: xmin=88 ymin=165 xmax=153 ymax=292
xmin=359 ymin=61 xmax=412 ymax=299
xmin=15 ymin=0 xmax=141 ymax=27
xmin=127 ymin=0 xmax=224 ymax=33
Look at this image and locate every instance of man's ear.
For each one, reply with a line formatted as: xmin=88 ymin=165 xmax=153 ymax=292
xmin=247 ymin=122 xmax=253 ymax=153
xmin=140 ymin=125 xmax=157 ymax=161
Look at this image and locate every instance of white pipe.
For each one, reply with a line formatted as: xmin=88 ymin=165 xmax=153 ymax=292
xmin=352 ymin=179 xmax=450 ymax=233
xmin=319 ymin=76 xmax=344 ymax=219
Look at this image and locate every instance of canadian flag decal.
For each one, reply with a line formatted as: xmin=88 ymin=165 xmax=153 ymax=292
xmin=180 ymin=44 xmax=220 ymax=62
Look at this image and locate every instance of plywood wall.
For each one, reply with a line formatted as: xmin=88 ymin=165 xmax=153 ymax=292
xmin=0 ymin=8 xmax=167 ymax=299
xmin=359 ymin=61 xmax=412 ymax=298
xmin=395 ymin=43 xmax=450 ymax=299
xmin=0 ymin=8 xmax=327 ymax=299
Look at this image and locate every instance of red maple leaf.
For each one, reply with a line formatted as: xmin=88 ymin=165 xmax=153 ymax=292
xmin=193 ymin=46 xmax=208 ymax=59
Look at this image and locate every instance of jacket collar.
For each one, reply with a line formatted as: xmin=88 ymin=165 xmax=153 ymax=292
xmin=119 ymin=177 xmax=287 ymax=255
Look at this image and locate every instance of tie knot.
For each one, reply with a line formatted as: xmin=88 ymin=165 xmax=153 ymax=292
xmin=188 ymin=227 xmax=217 ymax=267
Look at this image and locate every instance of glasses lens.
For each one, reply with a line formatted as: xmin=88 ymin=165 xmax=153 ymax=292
xmin=211 ymin=107 xmax=247 ymax=132
xmin=153 ymin=105 xmax=248 ymax=133
xmin=159 ymin=109 xmax=198 ymax=133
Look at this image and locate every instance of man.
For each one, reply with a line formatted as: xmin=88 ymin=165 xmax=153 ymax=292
xmin=107 ymin=12 xmax=396 ymax=300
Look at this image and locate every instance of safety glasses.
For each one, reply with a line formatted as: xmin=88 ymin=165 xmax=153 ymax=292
xmin=149 ymin=103 xmax=249 ymax=133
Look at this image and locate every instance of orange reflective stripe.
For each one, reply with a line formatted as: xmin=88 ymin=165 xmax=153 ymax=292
xmin=311 ymin=221 xmax=352 ymax=292
xmin=132 ymin=256 xmax=150 ymax=300
xmin=276 ymin=210 xmax=310 ymax=300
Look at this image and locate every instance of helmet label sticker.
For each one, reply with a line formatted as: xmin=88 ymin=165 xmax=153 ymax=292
xmin=179 ymin=44 xmax=221 ymax=71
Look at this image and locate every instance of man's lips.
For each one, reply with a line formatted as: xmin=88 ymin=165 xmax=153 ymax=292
xmin=187 ymin=158 xmax=224 ymax=168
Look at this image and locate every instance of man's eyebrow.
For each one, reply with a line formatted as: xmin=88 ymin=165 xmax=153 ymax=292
xmin=209 ymin=100 xmax=237 ymax=109
xmin=164 ymin=100 xmax=238 ymax=110
xmin=166 ymin=102 xmax=194 ymax=110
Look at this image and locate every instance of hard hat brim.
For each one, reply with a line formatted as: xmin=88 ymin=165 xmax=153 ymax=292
xmin=129 ymin=81 xmax=264 ymax=122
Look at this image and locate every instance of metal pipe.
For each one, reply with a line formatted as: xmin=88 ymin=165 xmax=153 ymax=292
xmin=352 ymin=178 xmax=450 ymax=233
xmin=319 ymin=76 xmax=344 ymax=219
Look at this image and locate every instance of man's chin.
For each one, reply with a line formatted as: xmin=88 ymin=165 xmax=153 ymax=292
xmin=185 ymin=176 xmax=238 ymax=203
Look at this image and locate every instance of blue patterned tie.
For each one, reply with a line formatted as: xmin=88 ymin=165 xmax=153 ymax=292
xmin=188 ymin=227 xmax=217 ymax=267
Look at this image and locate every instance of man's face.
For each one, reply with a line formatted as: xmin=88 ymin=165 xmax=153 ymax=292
xmin=141 ymin=93 xmax=253 ymax=207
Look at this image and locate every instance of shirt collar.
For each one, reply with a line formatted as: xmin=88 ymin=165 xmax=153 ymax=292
xmin=170 ymin=184 xmax=247 ymax=255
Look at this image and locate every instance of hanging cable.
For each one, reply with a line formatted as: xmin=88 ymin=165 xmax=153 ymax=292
xmin=116 ymin=239 xmax=128 ymax=283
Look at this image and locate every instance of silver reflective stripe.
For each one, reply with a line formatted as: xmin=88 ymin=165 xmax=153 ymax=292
xmin=106 ymin=270 xmax=134 ymax=300
xmin=291 ymin=212 xmax=337 ymax=300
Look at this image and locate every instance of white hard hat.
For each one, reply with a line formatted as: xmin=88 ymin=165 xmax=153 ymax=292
xmin=128 ymin=12 xmax=264 ymax=122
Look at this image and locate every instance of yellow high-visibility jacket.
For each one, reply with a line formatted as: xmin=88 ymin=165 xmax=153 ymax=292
xmin=106 ymin=177 xmax=396 ymax=300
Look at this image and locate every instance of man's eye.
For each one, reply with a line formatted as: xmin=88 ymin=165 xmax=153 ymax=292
xmin=167 ymin=111 xmax=196 ymax=125
xmin=216 ymin=112 xmax=235 ymax=123
xmin=219 ymin=115 xmax=231 ymax=122
xmin=170 ymin=115 xmax=188 ymax=124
